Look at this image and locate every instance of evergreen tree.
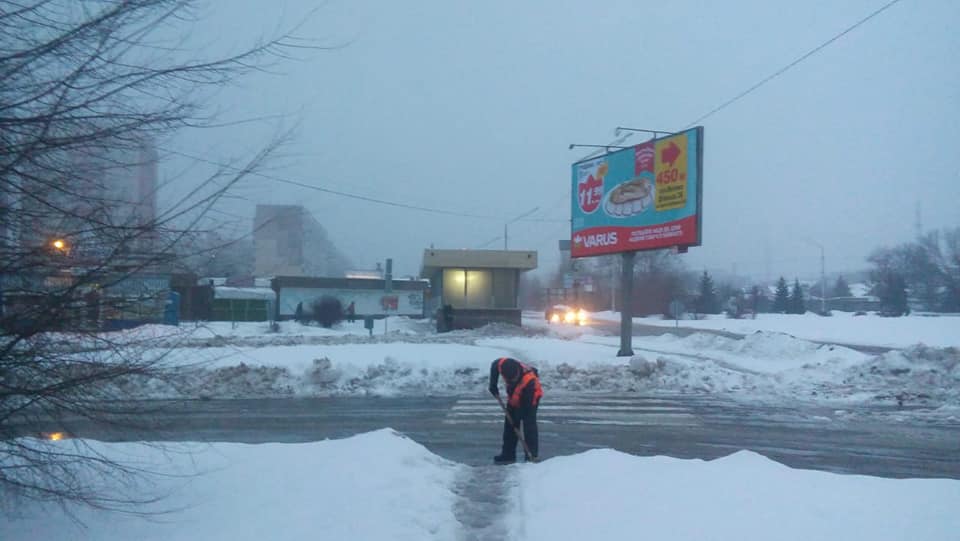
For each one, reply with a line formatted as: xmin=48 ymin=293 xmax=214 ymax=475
xmin=790 ymin=279 xmax=806 ymax=314
xmin=772 ymin=277 xmax=790 ymax=313
xmin=877 ymin=270 xmax=910 ymax=316
xmin=696 ymin=271 xmax=720 ymax=314
xmin=832 ymin=275 xmax=852 ymax=298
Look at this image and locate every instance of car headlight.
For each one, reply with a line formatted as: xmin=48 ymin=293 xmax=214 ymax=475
xmin=564 ymin=311 xmax=576 ymax=323
xmin=577 ymin=309 xmax=588 ymax=322
xmin=550 ymin=313 xmax=560 ymax=323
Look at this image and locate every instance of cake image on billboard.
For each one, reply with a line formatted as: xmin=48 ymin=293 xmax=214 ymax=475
xmin=604 ymin=177 xmax=654 ymax=217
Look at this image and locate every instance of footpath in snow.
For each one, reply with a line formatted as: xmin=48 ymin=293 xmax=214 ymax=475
xmin=3 ymin=430 xmax=959 ymax=541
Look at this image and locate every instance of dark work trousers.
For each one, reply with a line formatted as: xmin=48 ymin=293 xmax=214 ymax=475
xmin=501 ymin=404 xmax=539 ymax=459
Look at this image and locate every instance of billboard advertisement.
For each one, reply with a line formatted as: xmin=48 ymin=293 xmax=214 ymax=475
xmin=571 ymin=127 xmax=703 ymax=257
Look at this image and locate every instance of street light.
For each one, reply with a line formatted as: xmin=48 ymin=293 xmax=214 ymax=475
xmin=504 ymin=206 xmax=539 ymax=250
xmin=49 ymin=238 xmax=70 ymax=255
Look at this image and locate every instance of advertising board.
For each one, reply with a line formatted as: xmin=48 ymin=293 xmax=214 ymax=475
xmin=571 ymin=127 xmax=703 ymax=257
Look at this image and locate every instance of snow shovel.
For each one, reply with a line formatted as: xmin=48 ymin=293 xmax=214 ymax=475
xmin=494 ymin=393 xmax=538 ymax=463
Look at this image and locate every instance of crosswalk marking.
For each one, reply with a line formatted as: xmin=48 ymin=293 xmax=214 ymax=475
xmin=443 ymin=396 xmax=701 ymax=427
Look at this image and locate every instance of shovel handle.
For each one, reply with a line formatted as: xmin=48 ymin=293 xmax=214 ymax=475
xmin=494 ymin=392 xmax=538 ymax=463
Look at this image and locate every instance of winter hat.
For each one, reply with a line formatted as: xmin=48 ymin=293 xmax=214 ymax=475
xmin=500 ymin=360 xmax=521 ymax=380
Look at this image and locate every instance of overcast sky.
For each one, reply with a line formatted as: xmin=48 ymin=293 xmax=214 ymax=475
xmin=170 ymin=0 xmax=959 ymax=281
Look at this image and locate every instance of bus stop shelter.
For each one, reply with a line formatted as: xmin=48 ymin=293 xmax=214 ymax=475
xmin=420 ymin=249 xmax=537 ymax=330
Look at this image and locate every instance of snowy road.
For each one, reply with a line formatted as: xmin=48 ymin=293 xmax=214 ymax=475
xmin=44 ymin=394 xmax=960 ymax=480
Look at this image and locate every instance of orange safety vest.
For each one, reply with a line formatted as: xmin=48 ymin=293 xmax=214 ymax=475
xmin=497 ymin=357 xmax=543 ymax=408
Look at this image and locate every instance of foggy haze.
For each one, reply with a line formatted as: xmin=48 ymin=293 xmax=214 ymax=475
xmin=170 ymin=0 xmax=959 ymax=281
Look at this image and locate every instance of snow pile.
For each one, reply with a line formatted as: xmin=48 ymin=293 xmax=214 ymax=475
xmin=0 ymin=429 xmax=463 ymax=541
xmin=29 ymin=317 xmax=960 ymax=413
xmin=509 ymin=449 xmax=960 ymax=541
xmin=72 ymin=328 xmax=960 ymax=413
xmin=839 ymin=345 xmax=960 ymax=404
xmin=644 ymin=330 xmax=869 ymax=373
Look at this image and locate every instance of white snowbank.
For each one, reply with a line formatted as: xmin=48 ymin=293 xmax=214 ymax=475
xmin=5 ymin=431 xmax=959 ymax=540
xmin=619 ymin=330 xmax=869 ymax=374
xmin=48 ymin=317 xmax=430 ymax=347
xmin=591 ymin=311 xmax=960 ymax=348
xmin=510 ymin=449 xmax=960 ymax=541
xmin=82 ymin=324 xmax=959 ymax=412
xmin=30 ymin=314 xmax=960 ymax=411
xmin=0 ymin=429 xmax=462 ymax=541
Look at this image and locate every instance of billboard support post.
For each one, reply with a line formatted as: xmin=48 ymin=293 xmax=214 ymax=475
xmin=617 ymin=250 xmax=635 ymax=357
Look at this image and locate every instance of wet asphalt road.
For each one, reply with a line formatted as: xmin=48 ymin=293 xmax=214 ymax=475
xmin=51 ymin=393 xmax=960 ymax=480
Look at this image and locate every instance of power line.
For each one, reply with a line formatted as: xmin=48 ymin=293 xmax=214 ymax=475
xmin=577 ymin=1 xmax=905 ymax=167
xmin=163 ymin=147 xmax=498 ymax=219
xmin=163 ymin=147 xmax=568 ymax=224
xmin=683 ymin=0 xmax=904 ymax=128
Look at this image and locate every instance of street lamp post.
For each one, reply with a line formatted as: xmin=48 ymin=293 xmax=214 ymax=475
xmin=504 ymin=206 xmax=539 ymax=250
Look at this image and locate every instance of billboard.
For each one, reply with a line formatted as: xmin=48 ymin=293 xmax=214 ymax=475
xmin=571 ymin=127 xmax=703 ymax=258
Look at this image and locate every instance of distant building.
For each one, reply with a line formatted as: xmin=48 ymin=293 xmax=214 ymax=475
xmin=253 ymin=204 xmax=350 ymax=278
xmin=2 ymin=138 xmax=158 ymax=256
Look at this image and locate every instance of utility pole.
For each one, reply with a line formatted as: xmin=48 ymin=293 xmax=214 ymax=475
xmin=504 ymin=206 xmax=539 ymax=250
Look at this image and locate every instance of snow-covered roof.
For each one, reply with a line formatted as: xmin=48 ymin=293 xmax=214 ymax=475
xmin=850 ymin=283 xmax=871 ymax=297
xmin=214 ymin=286 xmax=275 ymax=300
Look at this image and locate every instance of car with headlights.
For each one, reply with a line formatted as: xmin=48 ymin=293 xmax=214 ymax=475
xmin=545 ymin=304 xmax=588 ymax=325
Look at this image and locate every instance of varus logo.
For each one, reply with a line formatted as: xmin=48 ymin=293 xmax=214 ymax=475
xmin=575 ymin=232 xmax=617 ymax=248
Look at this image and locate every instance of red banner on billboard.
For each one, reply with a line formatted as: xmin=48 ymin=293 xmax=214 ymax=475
xmin=571 ymin=215 xmax=698 ymax=257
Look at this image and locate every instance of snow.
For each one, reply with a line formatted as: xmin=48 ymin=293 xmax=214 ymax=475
xmin=87 ymin=316 xmax=430 ymax=345
xmin=590 ymin=310 xmax=960 ymax=348
xmin=18 ymin=310 xmax=959 ymax=420
xmin=213 ymin=286 xmax=275 ymax=299
xmin=850 ymin=282 xmax=872 ymax=297
xmin=50 ymin=315 xmax=956 ymax=412
xmin=0 ymin=430 xmax=463 ymax=541
xmin=3 ymin=430 xmax=959 ymax=541
xmin=509 ymin=448 xmax=960 ymax=541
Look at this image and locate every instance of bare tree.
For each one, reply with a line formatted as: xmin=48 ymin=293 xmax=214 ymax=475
xmin=1 ymin=0 xmax=315 ymax=512
xmin=867 ymin=227 xmax=960 ymax=312
xmin=918 ymin=228 xmax=960 ymax=312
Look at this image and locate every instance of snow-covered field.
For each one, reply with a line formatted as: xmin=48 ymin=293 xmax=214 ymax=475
xmin=590 ymin=310 xmax=960 ymax=349
xmin=3 ymin=430 xmax=958 ymax=541
xmin=71 ymin=314 xmax=960 ymax=418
